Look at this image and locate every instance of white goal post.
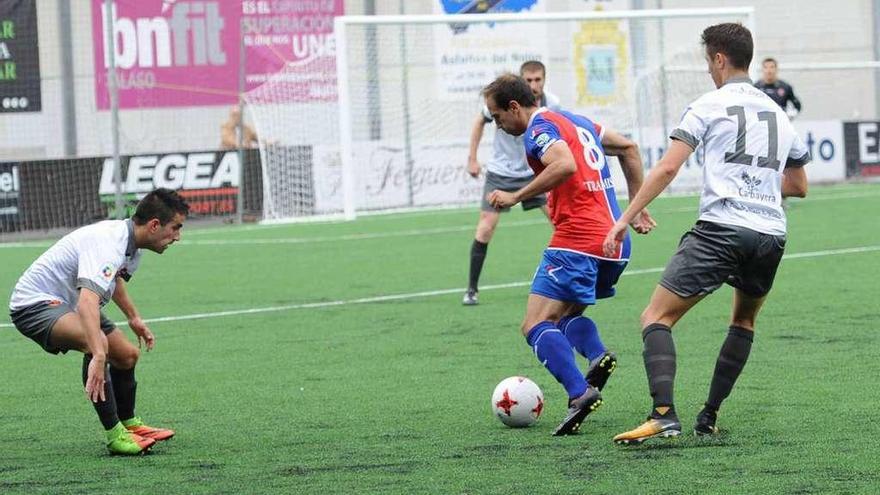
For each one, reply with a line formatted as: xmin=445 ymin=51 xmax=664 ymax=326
xmin=250 ymin=7 xmax=756 ymax=223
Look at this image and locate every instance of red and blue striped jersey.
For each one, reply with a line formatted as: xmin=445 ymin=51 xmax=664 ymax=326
xmin=524 ymin=109 xmax=630 ymax=260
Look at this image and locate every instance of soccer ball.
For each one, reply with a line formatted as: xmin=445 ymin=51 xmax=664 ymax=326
xmin=491 ymin=376 xmax=544 ymax=428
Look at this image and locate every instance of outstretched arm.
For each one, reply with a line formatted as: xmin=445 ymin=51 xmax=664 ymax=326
xmin=78 ymin=288 xmax=108 ymax=402
xmin=601 ymin=128 xmax=656 ymax=234
xmin=602 ymin=139 xmax=693 ymax=256
xmin=113 ymin=278 xmax=154 ymax=351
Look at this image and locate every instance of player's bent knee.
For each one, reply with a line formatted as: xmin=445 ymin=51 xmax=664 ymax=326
xmin=640 ymin=296 xmax=690 ymax=328
xmin=521 ymin=312 xmax=566 ymax=336
xmin=639 ymin=308 xmax=658 ymax=329
xmin=476 ymin=218 xmax=499 ymax=242
xmin=110 ymin=342 xmax=140 ymax=369
xmin=640 ymin=310 xmax=676 ymax=329
xmin=115 ymin=348 xmax=139 ymax=369
xmin=521 ymin=316 xmax=552 ymax=336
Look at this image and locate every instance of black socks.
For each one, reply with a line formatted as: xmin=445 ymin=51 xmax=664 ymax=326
xmin=705 ymin=326 xmax=754 ymax=412
xmin=110 ymin=366 xmax=138 ymax=422
xmin=468 ymin=240 xmax=488 ymax=291
xmin=642 ymin=323 xmax=754 ymax=421
xmin=82 ymin=354 xmax=119 ymax=430
xmin=642 ymin=323 xmax=677 ymax=418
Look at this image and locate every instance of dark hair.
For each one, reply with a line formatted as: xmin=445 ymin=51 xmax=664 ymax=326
xmin=482 ymin=74 xmax=536 ymax=111
xmin=701 ymin=23 xmax=753 ymax=71
xmin=519 ymin=60 xmax=545 ymax=76
xmin=762 ymin=57 xmax=778 ymax=66
xmin=132 ymin=188 xmax=190 ymax=226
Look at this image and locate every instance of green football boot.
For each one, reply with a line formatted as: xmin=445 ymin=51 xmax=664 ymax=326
xmin=106 ymin=422 xmax=156 ymax=455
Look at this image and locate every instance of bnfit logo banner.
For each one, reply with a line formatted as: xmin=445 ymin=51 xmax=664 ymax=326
xmin=90 ymin=0 xmax=344 ymax=108
xmin=99 ymin=151 xmax=240 ymax=214
xmin=99 ymin=1 xmax=226 ymax=70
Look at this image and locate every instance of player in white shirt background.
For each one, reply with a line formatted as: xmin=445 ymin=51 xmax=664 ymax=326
xmin=9 ymin=188 xmax=189 ymax=455
xmin=602 ymin=22 xmax=810 ymax=445
xmin=463 ymin=60 xmax=561 ymax=306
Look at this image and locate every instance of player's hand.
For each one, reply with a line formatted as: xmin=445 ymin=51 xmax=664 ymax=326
xmin=85 ymin=355 xmax=106 ymax=403
xmin=603 ymin=220 xmax=629 ymax=257
xmin=467 ymin=158 xmax=481 ymax=178
xmin=487 ymin=190 xmax=518 ymax=209
xmin=129 ymin=316 xmax=155 ymax=351
xmin=629 ymin=209 xmax=657 ymax=234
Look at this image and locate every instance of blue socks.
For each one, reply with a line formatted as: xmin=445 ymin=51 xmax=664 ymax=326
xmin=526 ymin=321 xmax=587 ymax=400
xmin=559 ymin=315 xmax=606 ymax=362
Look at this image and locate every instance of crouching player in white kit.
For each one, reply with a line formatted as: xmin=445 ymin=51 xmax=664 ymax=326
xmin=603 ymin=23 xmax=810 ymax=444
xmin=9 ymin=189 xmax=189 ymax=455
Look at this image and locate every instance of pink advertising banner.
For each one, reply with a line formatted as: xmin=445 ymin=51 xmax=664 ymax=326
xmin=91 ymin=0 xmax=342 ymax=109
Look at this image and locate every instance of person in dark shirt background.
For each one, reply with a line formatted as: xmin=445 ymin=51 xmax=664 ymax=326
xmin=754 ymin=57 xmax=802 ymax=119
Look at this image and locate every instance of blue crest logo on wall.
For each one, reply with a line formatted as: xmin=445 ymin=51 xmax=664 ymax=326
xmin=440 ymin=0 xmax=539 ymax=33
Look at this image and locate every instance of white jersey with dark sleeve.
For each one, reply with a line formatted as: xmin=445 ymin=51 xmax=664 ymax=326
xmin=481 ymin=90 xmax=562 ymax=178
xmin=671 ymin=77 xmax=811 ymax=236
xmin=9 ymin=219 xmax=142 ymax=310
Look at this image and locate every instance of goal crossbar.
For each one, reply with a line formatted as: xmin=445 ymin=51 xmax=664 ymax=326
xmin=333 ymin=7 xmax=755 ymax=26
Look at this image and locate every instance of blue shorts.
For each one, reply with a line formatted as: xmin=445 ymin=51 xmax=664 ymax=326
xmin=530 ymin=249 xmax=628 ymax=305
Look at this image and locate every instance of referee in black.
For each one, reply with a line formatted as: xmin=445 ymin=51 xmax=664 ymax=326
xmin=754 ymin=57 xmax=802 ymax=119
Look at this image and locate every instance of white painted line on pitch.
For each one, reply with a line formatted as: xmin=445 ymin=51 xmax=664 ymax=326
xmin=663 ymin=190 xmax=880 ymax=213
xmin=20 ymin=187 xmax=874 ymax=248
xmin=181 ymin=219 xmax=549 ymax=245
xmin=2 ymin=187 xmax=876 ymax=249
xmin=168 ymin=189 xmax=880 ymax=246
xmin=184 ymin=187 xmax=879 ymax=236
xmin=779 ymin=245 xmax=880 ymax=259
xmin=116 ymin=189 xmax=880 ymax=246
xmin=0 ymin=219 xmax=549 ymax=249
xmin=801 ymin=190 xmax=880 ymax=201
xmin=2 ymin=245 xmax=877 ymax=329
xmin=0 ymin=241 xmax=51 ymax=249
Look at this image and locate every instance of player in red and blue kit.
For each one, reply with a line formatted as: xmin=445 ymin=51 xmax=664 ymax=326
xmin=482 ymin=74 xmax=656 ymax=435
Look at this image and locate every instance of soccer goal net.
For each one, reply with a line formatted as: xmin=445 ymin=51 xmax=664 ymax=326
xmin=248 ymin=7 xmax=754 ymax=223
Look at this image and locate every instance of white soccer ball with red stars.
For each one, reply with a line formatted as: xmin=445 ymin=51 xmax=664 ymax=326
xmin=491 ymin=376 xmax=544 ymax=427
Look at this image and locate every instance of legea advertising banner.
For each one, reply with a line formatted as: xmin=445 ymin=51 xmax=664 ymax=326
xmin=97 ymin=150 xmax=243 ymax=215
xmin=1 ymin=149 xmax=264 ymax=234
xmin=90 ymin=0 xmax=343 ymax=109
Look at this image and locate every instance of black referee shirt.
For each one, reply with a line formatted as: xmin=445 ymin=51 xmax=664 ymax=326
xmin=754 ymin=79 xmax=802 ymax=112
